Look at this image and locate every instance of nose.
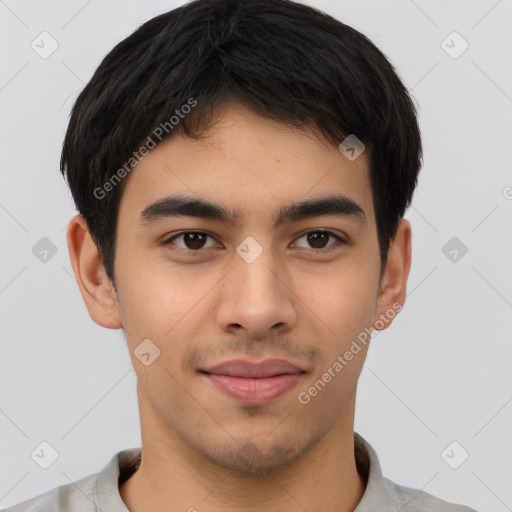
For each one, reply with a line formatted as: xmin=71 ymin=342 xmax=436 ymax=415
xmin=215 ymin=246 xmax=298 ymax=340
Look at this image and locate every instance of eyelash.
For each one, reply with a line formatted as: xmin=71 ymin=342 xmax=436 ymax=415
xmin=162 ymin=230 xmax=347 ymax=254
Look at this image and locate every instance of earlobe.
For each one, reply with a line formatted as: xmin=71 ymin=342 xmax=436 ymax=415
xmin=66 ymin=214 xmax=123 ymax=329
xmin=373 ymin=218 xmax=412 ymax=331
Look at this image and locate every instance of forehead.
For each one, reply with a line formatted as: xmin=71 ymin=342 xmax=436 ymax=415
xmin=117 ymin=103 xmax=375 ymax=226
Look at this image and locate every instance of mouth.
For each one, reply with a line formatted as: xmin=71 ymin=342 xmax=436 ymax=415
xmin=199 ymin=358 xmax=307 ymax=405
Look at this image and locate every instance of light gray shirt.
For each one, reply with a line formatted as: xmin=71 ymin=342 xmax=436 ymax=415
xmin=2 ymin=433 xmax=477 ymax=511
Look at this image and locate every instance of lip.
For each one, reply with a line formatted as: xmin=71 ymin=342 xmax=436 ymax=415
xmin=201 ymin=358 xmax=305 ymax=378
xmin=200 ymin=358 xmax=306 ymax=405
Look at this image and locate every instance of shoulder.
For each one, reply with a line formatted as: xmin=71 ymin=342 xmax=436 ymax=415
xmin=384 ymin=477 xmax=478 ymax=512
xmin=354 ymin=432 xmax=478 ymax=512
xmin=0 ymin=448 xmax=141 ymax=512
xmin=0 ymin=473 xmax=96 ymax=512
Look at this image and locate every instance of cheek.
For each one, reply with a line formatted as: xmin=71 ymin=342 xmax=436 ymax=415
xmin=116 ymin=257 xmax=196 ymax=328
xmin=295 ymin=260 xmax=378 ymax=332
xmin=116 ymin=263 xmax=218 ymax=367
xmin=297 ymin=286 xmax=374 ymax=413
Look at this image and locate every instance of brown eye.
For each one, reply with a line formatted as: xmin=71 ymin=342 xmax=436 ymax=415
xmin=293 ymin=231 xmax=345 ymax=251
xmin=165 ymin=232 xmax=216 ymax=251
xmin=307 ymin=232 xmax=329 ymax=249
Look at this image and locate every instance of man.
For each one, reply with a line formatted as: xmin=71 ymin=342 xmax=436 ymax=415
xmin=4 ymin=0 xmax=477 ymax=510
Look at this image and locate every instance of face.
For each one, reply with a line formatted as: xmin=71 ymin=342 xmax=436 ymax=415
xmin=75 ymin=102 xmax=407 ymax=474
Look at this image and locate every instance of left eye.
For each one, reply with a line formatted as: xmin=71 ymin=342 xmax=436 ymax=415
xmin=293 ymin=231 xmax=344 ymax=251
xmin=164 ymin=230 xmax=344 ymax=252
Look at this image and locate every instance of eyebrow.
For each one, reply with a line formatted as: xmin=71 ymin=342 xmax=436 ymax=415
xmin=139 ymin=193 xmax=367 ymax=228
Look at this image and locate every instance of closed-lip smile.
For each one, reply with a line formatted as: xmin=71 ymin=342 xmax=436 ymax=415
xmin=200 ymin=358 xmax=306 ymax=405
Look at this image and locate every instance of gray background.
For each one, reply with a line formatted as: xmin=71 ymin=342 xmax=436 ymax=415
xmin=0 ymin=0 xmax=511 ymax=510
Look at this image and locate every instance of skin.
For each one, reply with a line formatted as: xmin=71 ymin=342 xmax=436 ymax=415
xmin=67 ymin=102 xmax=411 ymax=512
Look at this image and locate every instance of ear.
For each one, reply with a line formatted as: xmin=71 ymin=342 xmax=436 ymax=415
xmin=66 ymin=214 xmax=122 ymax=329
xmin=372 ymin=218 xmax=412 ymax=331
